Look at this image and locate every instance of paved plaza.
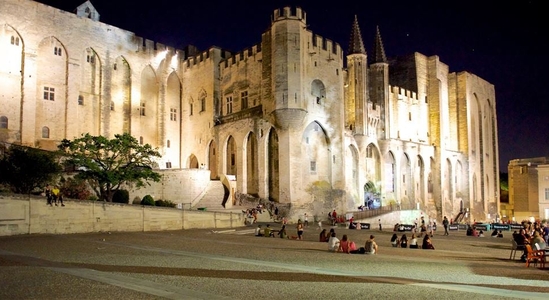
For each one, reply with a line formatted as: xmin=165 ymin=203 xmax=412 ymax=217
xmin=1 ymin=223 xmax=548 ymax=299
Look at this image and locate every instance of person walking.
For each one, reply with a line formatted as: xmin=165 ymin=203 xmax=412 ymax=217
xmin=296 ymin=220 xmax=304 ymax=240
xmin=443 ymin=216 xmax=449 ymax=236
xmin=378 ymin=219 xmax=382 ymax=231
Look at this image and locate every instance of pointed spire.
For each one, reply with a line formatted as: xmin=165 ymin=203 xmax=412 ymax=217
xmin=372 ymin=25 xmax=387 ymax=63
xmin=348 ymin=15 xmax=366 ymax=55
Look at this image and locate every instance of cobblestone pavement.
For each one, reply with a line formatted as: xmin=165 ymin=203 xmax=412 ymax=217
xmin=1 ymin=224 xmax=548 ymax=299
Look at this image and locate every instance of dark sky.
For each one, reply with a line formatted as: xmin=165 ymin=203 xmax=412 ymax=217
xmin=36 ymin=0 xmax=548 ymax=172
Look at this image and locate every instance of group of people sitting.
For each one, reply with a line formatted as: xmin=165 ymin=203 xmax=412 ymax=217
xmin=45 ymin=185 xmax=65 ymax=206
xmin=390 ymin=233 xmax=435 ymax=249
xmin=255 ymin=224 xmax=289 ymax=239
xmin=513 ymin=227 xmax=548 ymax=261
xmin=319 ymin=228 xmax=378 ymax=254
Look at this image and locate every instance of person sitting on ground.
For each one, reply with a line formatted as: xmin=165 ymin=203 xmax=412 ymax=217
xmin=409 ymin=233 xmax=419 ymax=249
xmin=472 ymin=228 xmax=479 ymax=237
xmin=319 ymin=229 xmax=328 ymax=242
xmin=364 ymin=235 xmax=378 ymax=254
xmin=491 ymin=228 xmax=499 ymax=238
xmin=348 ymin=220 xmax=357 ymax=230
xmin=328 ymin=232 xmax=340 ymax=252
xmin=478 ymin=230 xmax=485 ymax=237
xmin=338 ymin=234 xmax=357 ymax=254
xmin=399 ymin=234 xmax=408 ymax=248
xmin=497 ymin=230 xmax=504 ymax=238
xmin=277 ymin=225 xmax=288 ymax=239
xmin=254 ymin=225 xmax=262 ymax=237
xmin=264 ymin=224 xmax=274 ymax=237
xmin=466 ymin=225 xmax=474 ymax=236
xmin=422 ymin=235 xmax=435 ymax=249
xmin=390 ymin=233 xmax=399 ymax=247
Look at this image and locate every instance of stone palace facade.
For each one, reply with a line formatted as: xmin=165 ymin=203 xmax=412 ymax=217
xmin=0 ymin=0 xmax=499 ymax=221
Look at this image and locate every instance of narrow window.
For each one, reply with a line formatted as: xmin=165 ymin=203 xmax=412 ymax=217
xmin=78 ymin=95 xmax=84 ymax=105
xmin=0 ymin=116 xmax=8 ymax=129
xmin=166 ymin=162 xmax=172 ymax=168
xmin=170 ymin=108 xmax=177 ymax=121
xmin=10 ymin=36 xmax=14 ymax=45
xmin=200 ymin=96 xmax=206 ymax=112
xmin=189 ymin=103 xmax=193 ymax=116
xmin=41 ymin=126 xmax=50 ymax=138
xmin=167 ymin=140 xmax=171 ymax=148
xmin=43 ymin=87 xmax=55 ymax=101
xmin=110 ymin=101 xmax=115 ymax=111
xmin=545 ymin=188 xmax=549 ymax=200
xmin=140 ymin=103 xmax=146 ymax=116
xmin=226 ymin=96 xmax=233 ymax=114
xmin=241 ymin=91 xmax=248 ymax=109
xmin=310 ymin=161 xmax=316 ymax=172
xmin=139 ymin=136 xmax=143 ymax=145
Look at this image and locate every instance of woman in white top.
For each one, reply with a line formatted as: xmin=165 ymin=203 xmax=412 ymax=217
xmin=409 ymin=233 xmax=419 ymax=248
xmin=328 ymin=232 xmax=340 ymax=252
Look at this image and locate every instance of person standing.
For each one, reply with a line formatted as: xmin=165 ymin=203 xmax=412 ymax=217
xmin=378 ymin=219 xmax=382 ymax=231
xmin=296 ymin=220 xmax=304 ymax=240
xmin=443 ymin=216 xmax=450 ymax=236
xmin=304 ymin=213 xmax=309 ymax=227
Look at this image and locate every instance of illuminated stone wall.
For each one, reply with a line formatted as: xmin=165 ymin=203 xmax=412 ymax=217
xmin=0 ymin=0 xmax=499 ymax=221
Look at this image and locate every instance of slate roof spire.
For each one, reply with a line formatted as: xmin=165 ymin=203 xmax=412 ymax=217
xmin=372 ymin=25 xmax=387 ymax=63
xmin=348 ymin=15 xmax=366 ymax=55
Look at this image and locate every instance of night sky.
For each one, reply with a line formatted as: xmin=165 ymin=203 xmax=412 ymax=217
xmin=35 ymin=0 xmax=548 ymax=172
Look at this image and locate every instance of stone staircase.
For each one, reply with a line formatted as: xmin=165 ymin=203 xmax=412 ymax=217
xmin=193 ymin=180 xmax=227 ymax=211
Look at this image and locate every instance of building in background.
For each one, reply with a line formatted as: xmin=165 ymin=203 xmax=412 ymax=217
xmin=0 ymin=0 xmax=499 ymax=221
xmin=508 ymin=157 xmax=549 ymax=222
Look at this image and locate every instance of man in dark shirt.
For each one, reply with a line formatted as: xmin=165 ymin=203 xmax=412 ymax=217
xmin=512 ymin=229 xmax=528 ymax=260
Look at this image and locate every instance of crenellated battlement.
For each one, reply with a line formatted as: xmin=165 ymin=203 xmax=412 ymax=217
xmin=181 ymin=47 xmax=232 ymax=71
xmin=272 ymin=6 xmax=306 ymax=24
xmin=390 ymin=85 xmax=419 ymax=103
xmin=220 ymin=44 xmax=262 ymax=70
xmin=310 ymin=33 xmax=342 ymax=58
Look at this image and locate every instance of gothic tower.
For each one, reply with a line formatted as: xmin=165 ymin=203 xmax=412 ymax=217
xmin=369 ymin=26 xmax=389 ymax=139
xmin=345 ymin=15 xmax=368 ymax=135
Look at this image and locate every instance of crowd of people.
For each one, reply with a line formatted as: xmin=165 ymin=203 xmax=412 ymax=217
xmin=512 ymin=221 xmax=549 ymax=262
xmin=247 ymin=205 xmax=549 ymax=258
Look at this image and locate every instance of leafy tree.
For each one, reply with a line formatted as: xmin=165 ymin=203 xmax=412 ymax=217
xmin=500 ymin=172 xmax=508 ymax=191
xmin=58 ymin=133 xmax=161 ymax=202
xmin=59 ymin=177 xmax=91 ymax=200
xmin=0 ymin=145 xmax=61 ymax=194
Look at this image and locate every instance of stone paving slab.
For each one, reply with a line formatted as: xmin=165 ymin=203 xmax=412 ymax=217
xmin=0 ymin=225 xmax=548 ymax=299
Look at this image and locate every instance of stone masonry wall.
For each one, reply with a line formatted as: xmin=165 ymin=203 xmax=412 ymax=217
xmin=0 ymin=195 xmax=245 ymax=236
